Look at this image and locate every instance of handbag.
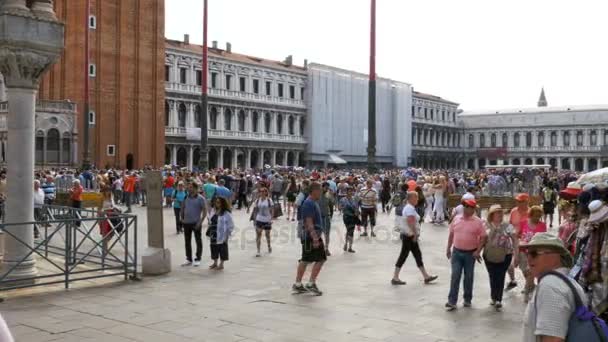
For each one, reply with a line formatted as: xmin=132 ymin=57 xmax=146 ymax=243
xmin=483 ymin=224 xmax=511 ymax=263
xmin=273 ymin=203 xmax=283 ymax=218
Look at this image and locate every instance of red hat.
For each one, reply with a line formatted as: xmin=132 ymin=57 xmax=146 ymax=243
xmin=515 ymin=193 xmax=530 ymax=202
xmin=559 ymin=182 xmax=582 ymax=201
xmin=462 ymin=199 xmax=477 ymax=207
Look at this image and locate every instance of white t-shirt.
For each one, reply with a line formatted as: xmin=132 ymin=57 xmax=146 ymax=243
xmin=401 ymin=204 xmax=420 ymax=236
xmin=522 ymin=268 xmax=587 ymax=342
xmin=255 ymin=198 xmax=274 ymax=223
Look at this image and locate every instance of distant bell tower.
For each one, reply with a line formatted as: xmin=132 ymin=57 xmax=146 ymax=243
xmin=538 ymin=87 xmax=548 ymax=107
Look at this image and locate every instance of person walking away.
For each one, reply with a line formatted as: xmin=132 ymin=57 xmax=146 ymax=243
xmin=163 ymin=172 xmax=175 ymax=208
xmin=340 ymin=187 xmax=359 ymax=253
xmin=319 ymin=182 xmax=335 ymax=256
xmin=422 ymin=177 xmax=434 ymax=223
xmin=433 ymin=177 xmax=447 ymax=224
xmin=286 ymin=176 xmax=298 ymax=221
xmin=518 ymin=206 xmax=547 ymax=303
xmin=237 ymin=174 xmax=248 ymax=210
xmin=253 ymin=187 xmax=274 ymax=257
xmin=482 ymin=205 xmax=518 ymax=311
xmin=445 ymin=198 xmax=487 ymax=311
xmin=180 ymin=183 xmax=207 ymax=267
xmin=392 ymin=191 xmax=438 ymax=285
xmin=506 ymin=193 xmax=530 ymax=291
xmin=380 ymin=178 xmax=391 ymax=213
xmin=69 ymin=179 xmax=84 ymax=227
xmin=138 ymin=172 xmax=147 ymax=206
xmin=33 ymin=180 xmax=45 ymax=239
xmin=358 ymin=179 xmax=378 ymax=237
xmin=41 ymin=175 xmax=56 ymax=206
xmin=123 ymin=172 xmax=136 ymax=213
xmin=521 ymin=233 xmax=606 ymax=342
xmin=215 ymin=179 xmax=233 ymax=201
xmin=208 ymin=197 xmax=234 ymax=270
xmin=542 ymin=183 xmax=557 ymax=228
xmin=292 ymin=182 xmax=326 ymax=295
xmin=270 ymin=175 xmax=283 ymax=204
xmin=172 ymin=182 xmax=187 ymax=234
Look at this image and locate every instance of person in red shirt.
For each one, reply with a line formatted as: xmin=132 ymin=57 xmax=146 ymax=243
xmin=69 ymin=179 xmax=84 ymax=227
xmin=445 ymin=199 xmax=488 ymax=311
xmin=123 ymin=172 xmax=136 ymax=213
xmin=505 ymin=193 xmax=530 ymax=291
xmin=164 ymin=173 xmax=175 ymax=207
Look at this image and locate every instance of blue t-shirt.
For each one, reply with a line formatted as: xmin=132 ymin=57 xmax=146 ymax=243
xmin=172 ymin=189 xmax=187 ymax=209
xmin=300 ymin=197 xmax=322 ymax=240
xmin=182 ymin=195 xmax=206 ymax=224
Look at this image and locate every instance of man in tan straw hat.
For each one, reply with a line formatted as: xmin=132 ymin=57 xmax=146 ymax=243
xmin=521 ymin=232 xmax=586 ymax=342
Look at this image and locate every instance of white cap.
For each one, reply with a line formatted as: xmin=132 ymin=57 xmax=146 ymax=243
xmin=461 ymin=193 xmax=475 ymax=201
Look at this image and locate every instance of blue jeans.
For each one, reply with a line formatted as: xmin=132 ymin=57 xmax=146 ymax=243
xmin=448 ymin=248 xmax=476 ymax=305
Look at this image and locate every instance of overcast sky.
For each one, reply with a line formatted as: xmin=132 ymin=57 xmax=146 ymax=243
xmin=166 ymin=0 xmax=608 ymax=111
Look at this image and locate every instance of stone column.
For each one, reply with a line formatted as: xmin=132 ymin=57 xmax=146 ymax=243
xmin=294 ymin=115 xmax=300 ymax=136
xmin=187 ymin=145 xmax=193 ymax=170
xmin=246 ymin=149 xmax=251 ymax=169
xmin=584 ymin=157 xmax=589 ymax=172
xmin=474 ymin=158 xmax=479 ymax=170
xmin=0 ymin=5 xmax=64 ymax=283
xmin=187 ymin=103 xmax=193 ymax=128
xmin=258 ymin=150 xmax=264 ymax=169
xmin=31 ymin=0 xmax=57 ymax=20
xmin=282 ymin=151 xmax=288 ymax=166
xmin=570 ymin=157 xmax=575 ymax=171
xmin=271 ymin=150 xmax=277 ymax=166
xmin=170 ymin=145 xmax=177 ymax=165
xmin=169 ymin=101 xmax=177 ymax=127
xmin=218 ymin=147 xmax=224 ymax=168
xmin=295 ymin=151 xmax=301 ymax=167
xmin=231 ymin=148 xmax=238 ymax=169
xmin=556 ymin=157 xmax=561 ymax=170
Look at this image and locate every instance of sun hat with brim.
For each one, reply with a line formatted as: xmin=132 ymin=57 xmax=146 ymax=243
xmin=588 ymin=200 xmax=608 ymax=224
xmin=462 ymin=199 xmax=477 ymax=208
xmin=515 ymin=193 xmax=530 ymax=202
xmin=520 ymin=232 xmax=573 ymax=267
xmin=487 ymin=204 xmax=504 ymax=220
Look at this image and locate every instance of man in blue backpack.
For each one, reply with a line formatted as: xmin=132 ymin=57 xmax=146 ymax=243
xmin=522 ymin=232 xmax=608 ymax=342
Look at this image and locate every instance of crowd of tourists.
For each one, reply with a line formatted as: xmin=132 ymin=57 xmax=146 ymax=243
xmin=2 ymin=164 xmax=607 ymax=341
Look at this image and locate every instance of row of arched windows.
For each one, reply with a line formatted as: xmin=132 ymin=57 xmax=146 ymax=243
xmin=468 ymin=130 xmax=606 ymax=148
xmin=164 ymin=101 xmax=305 ymax=135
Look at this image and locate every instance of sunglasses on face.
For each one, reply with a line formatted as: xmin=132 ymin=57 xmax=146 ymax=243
xmin=527 ymin=250 xmax=558 ymax=259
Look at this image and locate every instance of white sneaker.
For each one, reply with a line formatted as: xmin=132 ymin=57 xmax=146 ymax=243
xmin=193 ymin=260 xmax=201 ymax=267
xmin=181 ymin=261 xmax=192 ymax=267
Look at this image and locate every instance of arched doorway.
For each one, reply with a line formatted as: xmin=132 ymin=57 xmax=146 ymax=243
xmin=126 ymin=153 xmax=134 ymax=170
xmin=193 ymin=148 xmax=200 ymax=168
xmin=62 ymin=134 xmax=71 ymax=164
xmin=276 ymin=151 xmax=284 ymax=166
xmin=165 ymin=147 xmax=171 ymax=165
xmin=47 ymin=128 xmax=60 ymax=163
xmin=35 ymin=131 xmax=44 ymax=164
xmin=603 ymin=160 xmax=608 ymax=168
xmin=223 ymin=148 xmax=232 ymax=169
xmin=549 ymin=158 xmax=557 ymax=169
xmin=512 ymin=158 xmax=521 ymax=165
xmin=589 ymin=158 xmax=598 ymax=171
xmin=524 ymin=158 xmax=533 ymax=165
xmin=237 ymin=151 xmax=245 ymax=168
xmin=177 ymin=147 xmax=187 ymax=167
xmin=562 ymin=158 xmax=571 ymax=170
xmin=209 ymin=148 xmax=218 ymax=169
xmin=536 ymin=158 xmax=545 ymax=165
xmin=478 ymin=159 xmax=486 ymax=169
xmin=250 ymin=150 xmax=259 ymax=169
xmin=575 ymin=158 xmax=584 ymax=172
xmin=467 ymin=159 xmax=474 ymax=169
xmin=298 ymin=153 xmax=305 ymax=167
xmin=263 ymin=151 xmax=272 ymax=166
xmin=287 ymin=151 xmax=295 ymax=166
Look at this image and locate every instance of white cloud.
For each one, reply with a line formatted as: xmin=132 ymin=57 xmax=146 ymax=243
xmin=166 ymin=0 xmax=608 ymax=110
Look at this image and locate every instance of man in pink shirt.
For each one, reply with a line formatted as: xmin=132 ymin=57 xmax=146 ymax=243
xmin=445 ymin=199 xmax=487 ymax=311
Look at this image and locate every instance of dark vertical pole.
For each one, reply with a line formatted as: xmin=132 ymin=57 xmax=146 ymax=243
xmin=367 ymin=0 xmax=376 ymax=173
xmin=82 ymin=0 xmax=91 ymax=169
xmin=198 ymin=0 xmax=209 ymax=171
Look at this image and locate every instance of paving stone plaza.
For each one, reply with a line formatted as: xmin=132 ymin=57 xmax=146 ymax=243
xmin=2 ymin=206 xmax=529 ymax=342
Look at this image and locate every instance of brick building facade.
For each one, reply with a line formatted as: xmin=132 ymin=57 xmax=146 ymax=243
xmin=39 ymin=0 xmax=166 ymax=169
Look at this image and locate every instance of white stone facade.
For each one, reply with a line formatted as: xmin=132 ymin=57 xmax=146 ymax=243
xmin=0 ymin=100 xmax=78 ymax=166
xmin=460 ymin=105 xmax=608 ymax=171
xmin=165 ymin=39 xmax=307 ymax=170
xmin=410 ymin=91 xmax=464 ymax=169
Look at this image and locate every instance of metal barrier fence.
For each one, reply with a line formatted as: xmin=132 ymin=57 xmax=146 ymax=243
xmin=0 ymin=205 xmax=138 ymax=291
